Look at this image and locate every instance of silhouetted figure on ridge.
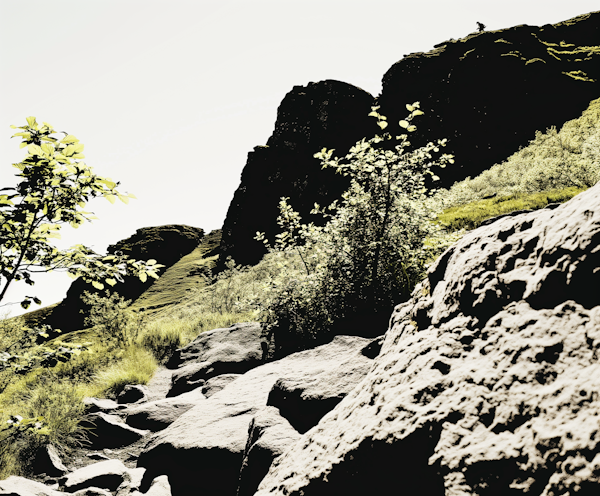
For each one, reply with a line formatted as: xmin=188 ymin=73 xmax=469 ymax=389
xmin=477 ymin=22 xmax=486 ymax=32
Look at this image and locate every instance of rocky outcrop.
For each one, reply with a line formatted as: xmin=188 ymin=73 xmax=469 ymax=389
xmin=219 ymin=12 xmax=599 ymax=268
xmin=137 ymin=335 xmax=379 ymax=496
xmin=255 ymin=180 xmax=600 ymax=495
xmin=44 ymin=225 xmax=205 ymax=332
xmin=166 ymin=322 xmax=266 ymax=397
xmin=378 ymin=11 xmax=600 ymax=189
xmin=218 ymin=80 xmax=375 ymax=268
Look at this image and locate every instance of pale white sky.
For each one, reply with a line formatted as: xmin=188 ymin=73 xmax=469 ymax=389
xmin=1 ymin=0 xmax=598 ymax=316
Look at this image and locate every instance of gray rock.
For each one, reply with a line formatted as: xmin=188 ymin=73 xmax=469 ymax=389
xmin=117 ymin=385 xmax=150 ymax=405
xmin=236 ymin=407 xmax=301 ymax=496
xmin=32 ymin=444 xmax=68 ymax=477
xmin=83 ymin=397 xmax=127 ymax=414
xmin=0 ymin=476 xmax=62 ymax=496
xmin=201 ymin=373 xmax=240 ymax=398
xmin=166 ymin=322 xmax=265 ymax=397
xmin=267 ymin=338 xmax=376 ymax=433
xmin=87 ymin=453 xmax=110 ymax=461
xmin=138 ymin=335 xmax=375 ymax=496
xmin=71 ymin=488 xmax=112 ymax=496
xmin=256 ymin=181 xmax=600 ymax=495
xmin=115 ymin=467 xmax=146 ymax=496
xmin=124 ymin=389 xmax=205 ymax=431
xmin=129 ymin=475 xmax=171 ymax=496
xmin=61 ymin=459 xmax=128 ymax=493
xmin=82 ymin=413 xmax=148 ymax=449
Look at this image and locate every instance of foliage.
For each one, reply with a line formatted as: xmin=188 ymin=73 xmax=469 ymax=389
xmin=440 ymin=98 xmax=600 ymax=207
xmin=81 ymin=290 xmax=144 ymax=350
xmin=86 ymin=345 xmax=157 ymax=399
xmin=0 ymin=380 xmax=85 ymax=479
xmin=437 ymin=186 xmax=586 ymax=231
xmin=0 ymin=117 xmax=164 ymax=310
xmin=255 ymin=103 xmax=455 ymax=353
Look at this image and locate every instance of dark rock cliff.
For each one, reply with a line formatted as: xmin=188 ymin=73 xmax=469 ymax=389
xmin=218 ymin=80 xmax=375 ymax=268
xmin=378 ymin=10 xmax=600 ymax=188
xmin=44 ymin=225 xmax=204 ymax=332
xmin=219 ymin=11 xmax=600 ymax=268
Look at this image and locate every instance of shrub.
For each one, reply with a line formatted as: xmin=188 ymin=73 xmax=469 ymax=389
xmin=0 ymin=380 xmax=85 ymax=479
xmin=256 ymin=104 xmax=454 ymax=354
xmin=81 ymin=290 xmax=145 ymax=349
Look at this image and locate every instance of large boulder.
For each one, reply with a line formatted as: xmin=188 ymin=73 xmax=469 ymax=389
xmin=0 ymin=476 xmax=62 ymax=496
xmin=61 ymin=459 xmax=129 ymax=493
xmin=124 ymin=389 xmax=205 ymax=431
xmin=82 ymin=413 xmax=149 ymax=449
xmin=166 ymin=322 xmax=265 ymax=397
xmin=236 ymin=407 xmax=301 ymax=496
xmin=256 ymin=182 xmax=600 ymax=495
xmin=137 ymin=335 xmax=378 ymax=496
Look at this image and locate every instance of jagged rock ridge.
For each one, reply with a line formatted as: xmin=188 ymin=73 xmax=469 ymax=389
xmin=220 ymin=11 xmax=600 ymax=267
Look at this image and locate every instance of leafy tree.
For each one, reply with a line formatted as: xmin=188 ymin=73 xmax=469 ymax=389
xmin=0 ymin=117 xmax=164 ymax=310
xmin=256 ymin=103 xmax=456 ymax=354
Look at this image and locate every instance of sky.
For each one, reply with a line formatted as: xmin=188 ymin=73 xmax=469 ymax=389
xmin=1 ymin=0 xmax=598 ymax=317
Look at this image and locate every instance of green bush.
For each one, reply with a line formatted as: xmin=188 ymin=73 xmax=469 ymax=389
xmin=0 ymin=380 xmax=85 ymax=479
xmin=81 ymin=290 xmax=145 ymax=350
xmin=255 ymin=104 xmax=455 ymax=354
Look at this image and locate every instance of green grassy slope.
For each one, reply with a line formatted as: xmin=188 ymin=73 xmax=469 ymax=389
xmin=130 ymin=229 xmax=222 ymax=317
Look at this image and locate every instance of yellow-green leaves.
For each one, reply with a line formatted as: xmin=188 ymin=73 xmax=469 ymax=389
xmin=1 ymin=117 xmax=147 ymax=310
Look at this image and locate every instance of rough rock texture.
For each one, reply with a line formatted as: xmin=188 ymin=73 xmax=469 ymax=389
xmin=61 ymin=459 xmax=128 ymax=492
xmin=83 ymin=398 xmax=127 ymax=415
xmin=379 ymin=11 xmax=600 ymax=189
xmin=167 ymin=322 xmax=265 ymax=397
xmin=124 ymin=389 xmax=205 ymax=432
xmin=256 ymin=181 xmax=600 ymax=495
xmin=266 ymin=341 xmax=376 ymax=433
xmin=129 ymin=475 xmax=171 ymax=496
xmin=117 ymin=385 xmax=150 ymax=405
xmin=218 ymin=80 xmax=375 ymax=268
xmin=201 ymin=373 xmax=240 ymax=398
xmin=236 ymin=407 xmax=301 ymax=496
xmin=32 ymin=444 xmax=68 ymax=478
xmin=219 ymin=12 xmax=600 ymax=269
xmin=45 ymin=225 xmax=205 ymax=332
xmin=137 ymin=335 xmax=377 ymax=496
xmin=82 ymin=413 xmax=148 ymax=449
xmin=0 ymin=476 xmax=62 ymax=496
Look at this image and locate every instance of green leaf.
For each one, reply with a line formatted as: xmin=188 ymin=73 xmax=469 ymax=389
xmin=91 ymin=281 xmax=104 ymax=290
xmin=105 ymin=194 xmax=116 ymax=204
xmin=377 ymin=121 xmax=388 ymax=130
xmin=139 ymin=272 xmax=148 ymax=283
xmin=406 ymin=104 xmax=414 ymax=112
xmin=105 ymin=278 xmax=117 ymax=286
xmin=407 ymin=125 xmax=417 ymax=132
xmin=26 ymin=116 xmax=37 ymax=127
xmin=399 ymin=120 xmax=409 ymax=129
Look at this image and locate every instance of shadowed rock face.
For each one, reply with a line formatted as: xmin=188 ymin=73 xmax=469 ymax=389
xmin=44 ymin=225 xmax=204 ymax=332
xmin=377 ymin=11 xmax=600 ymax=189
xmin=219 ymin=12 xmax=599 ymax=268
xmin=255 ymin=181 xmax=600 ymax=495
xmin=218 ymin=80 xmax=375 ymax=268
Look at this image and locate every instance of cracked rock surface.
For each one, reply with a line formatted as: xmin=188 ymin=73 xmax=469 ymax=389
xmin=256 ymin=181 xmax=600 ymax=495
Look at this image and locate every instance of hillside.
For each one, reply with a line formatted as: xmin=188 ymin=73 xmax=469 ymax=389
xmin=219 ymin=10 xmax=600 ymax=268
xmin=1 ymin=9 xmax=600 ymax=496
